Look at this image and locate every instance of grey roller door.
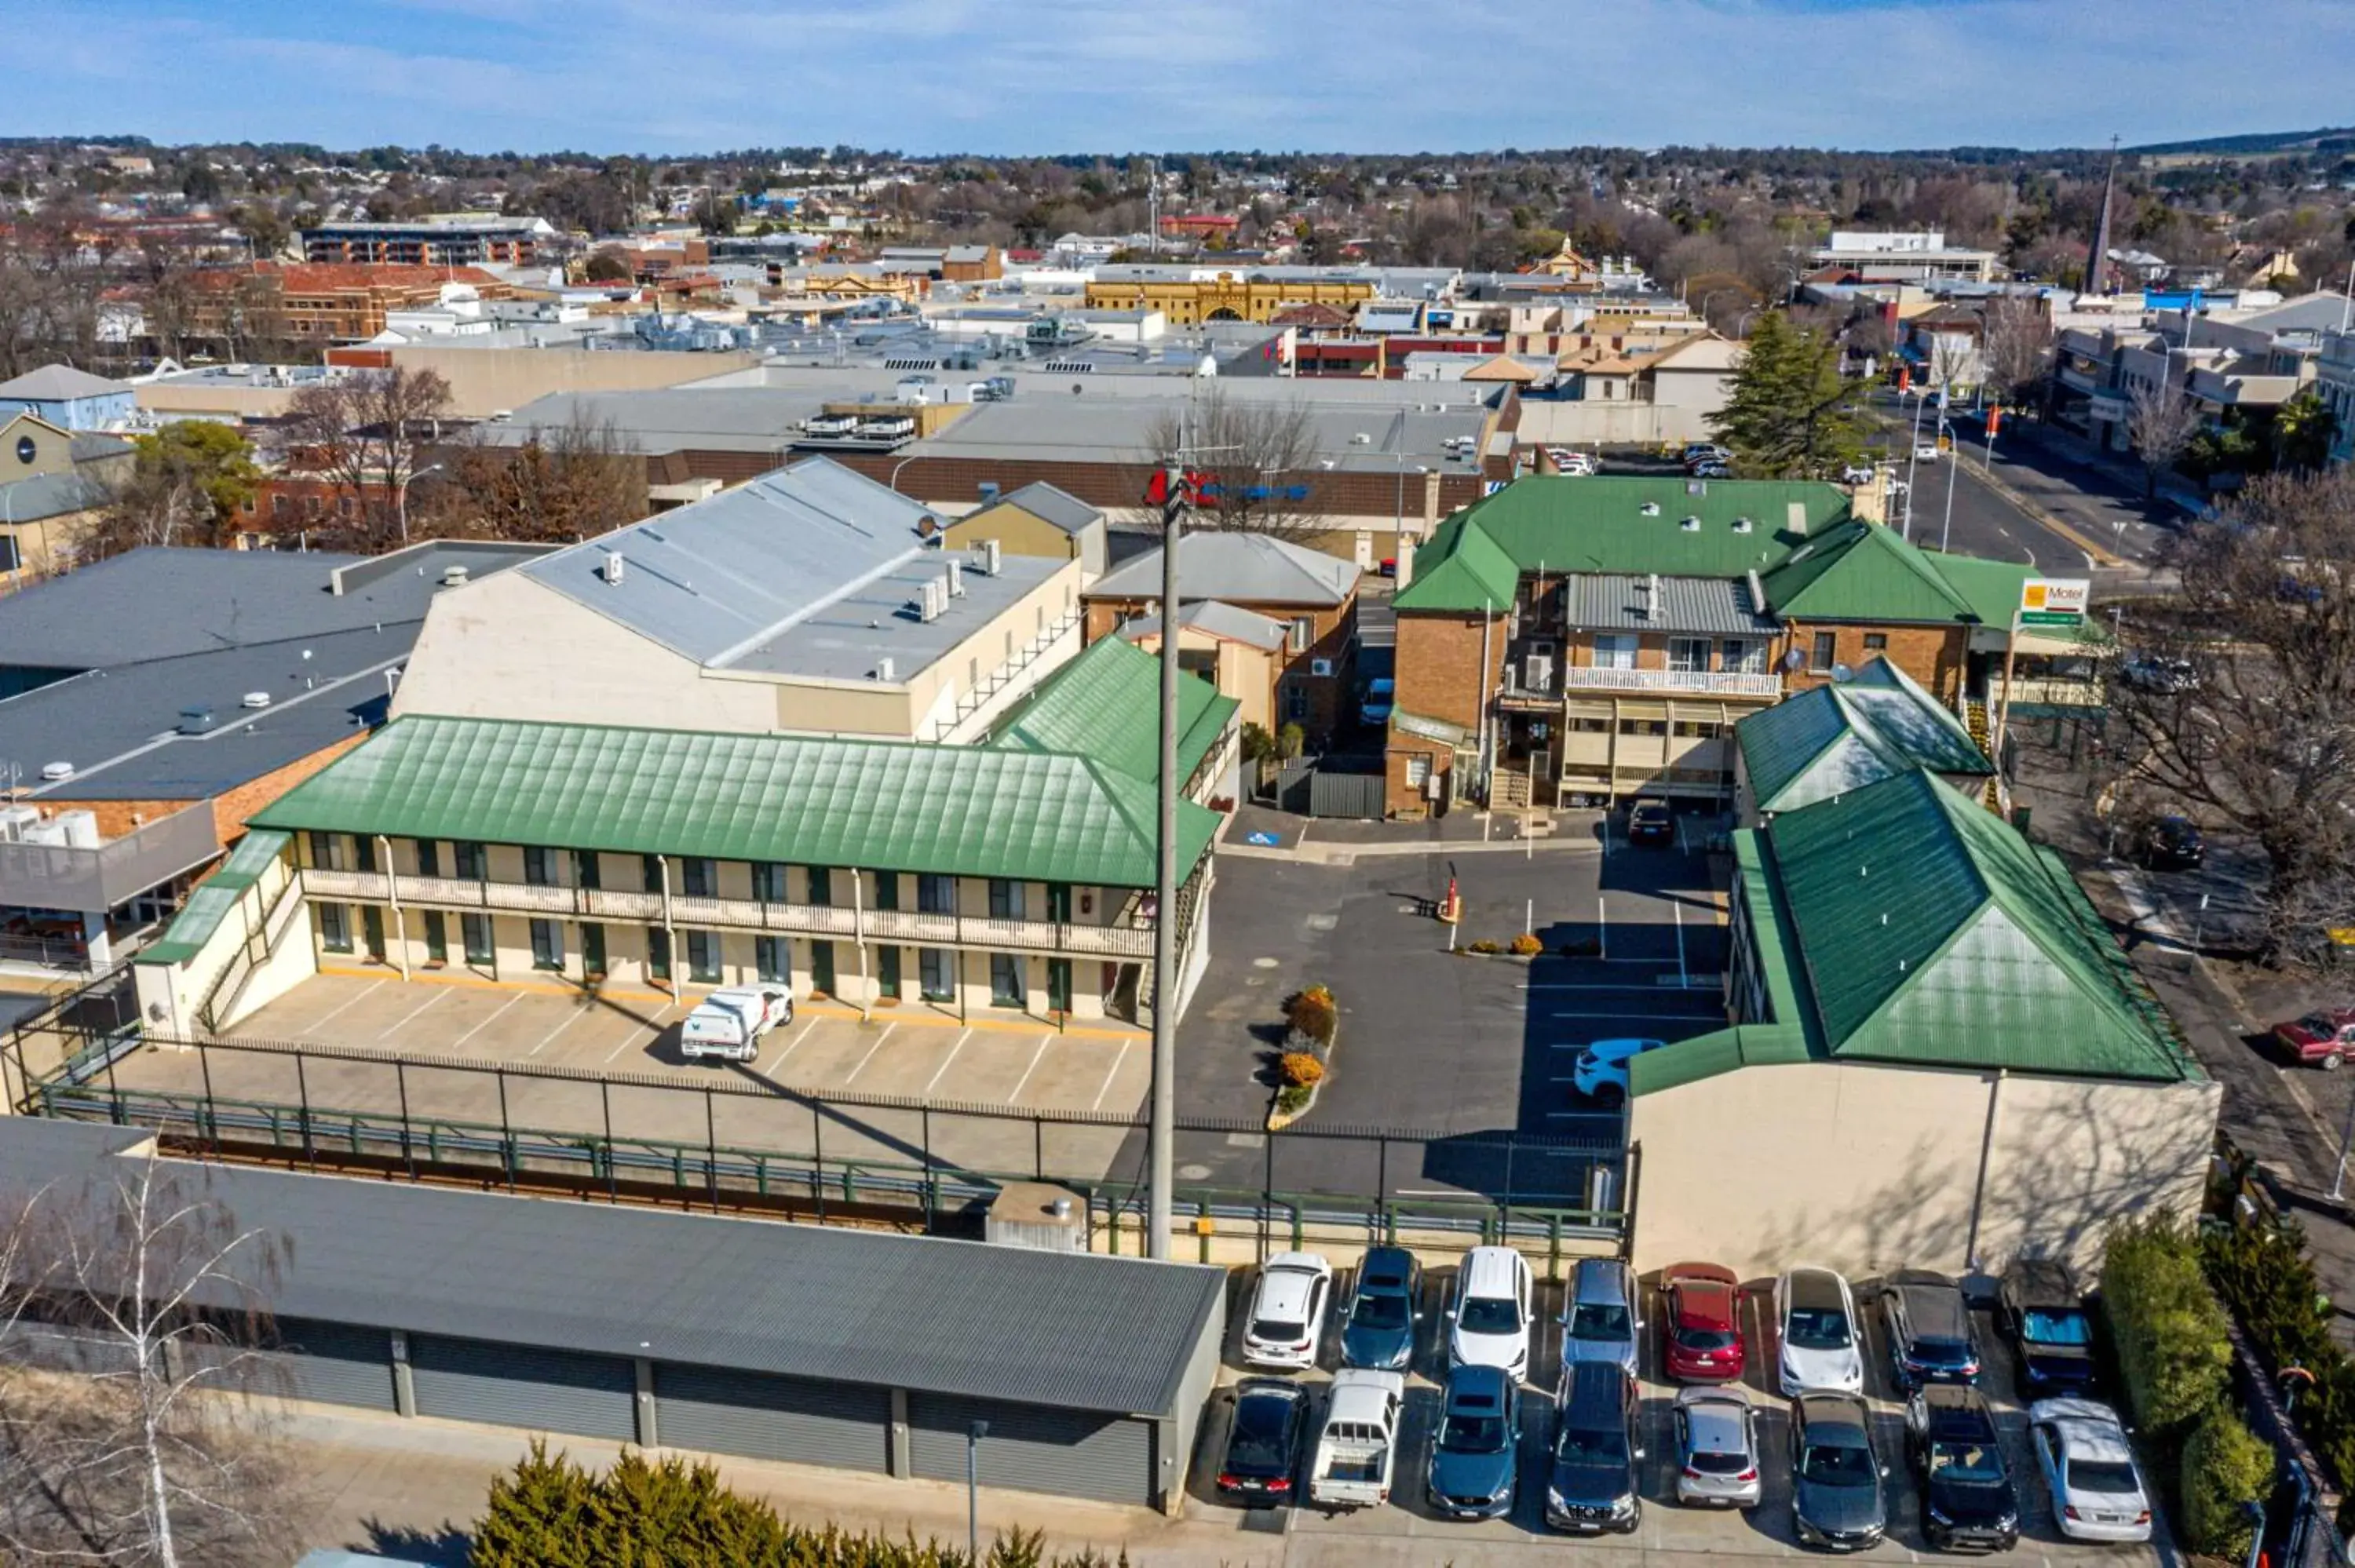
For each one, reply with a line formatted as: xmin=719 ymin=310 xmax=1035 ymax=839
xmin=908 ymin=1393 xmax=1153 ymax=1506
xmin=410 ymin=1334 xmax=635 ymax=1441
xmin=0 ymin=1322 xmax=141 ymax=1376
xmin=260 ymin=1318 xmax=398 ymax=1411
xmin=654 ymin=1363 xmax=889 ymax=1471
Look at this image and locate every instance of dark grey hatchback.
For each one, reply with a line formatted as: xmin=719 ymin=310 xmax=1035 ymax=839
xmin=1341 ymin=1245 xmax=1422 ymax=1371
xmin=1790 ymin=1391 xmax=1888 ymax=1552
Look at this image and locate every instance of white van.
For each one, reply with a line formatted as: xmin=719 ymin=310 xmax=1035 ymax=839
xmin=677 ymin=984 xmax=794 ymax=1063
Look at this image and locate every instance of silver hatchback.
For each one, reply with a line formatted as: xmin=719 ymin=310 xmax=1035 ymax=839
xmin=1561 ymin=1256 xmax=1641 ymax=1379
xmin=1674 ymin=1385 xmax=1762 ymax=1508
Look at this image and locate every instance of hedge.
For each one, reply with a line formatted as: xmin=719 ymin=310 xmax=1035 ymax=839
xmin=2204 ymin=1218 xmax=2355 ymax=1493
xmin=476 ymin=1442 xmax=1127 ymax=1568
xmin=2182 ymin=1407 xmax=2274 ymax=1559
xmin=2099 ymin=1215 xmax=2233 ymax=1439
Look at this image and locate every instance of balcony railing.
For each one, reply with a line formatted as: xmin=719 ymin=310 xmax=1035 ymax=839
xmin=0 ymin=804 xmax=221 ymax=913
xmin=296 ymin=868 xmax=1154 ymax=959
xmin=1504 ymin=665 xmax=1782 ymax=701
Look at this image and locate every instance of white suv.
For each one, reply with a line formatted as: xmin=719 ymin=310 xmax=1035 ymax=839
xmin=1241 ymin=1252 xmax=1333 ymax=1369
xmin=1448 ymin=1245 xmax=1533 ymax=1381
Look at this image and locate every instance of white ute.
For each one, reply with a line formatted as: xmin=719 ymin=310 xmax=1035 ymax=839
xmin=677 ymin=984 xmax=794 ymax=1063
xmin=1308 ymin=1369 xmax=1405 ymax=1511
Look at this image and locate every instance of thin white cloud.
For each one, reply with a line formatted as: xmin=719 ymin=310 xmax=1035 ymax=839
xmin=13 ymin=0 xmax=2353 ymax=153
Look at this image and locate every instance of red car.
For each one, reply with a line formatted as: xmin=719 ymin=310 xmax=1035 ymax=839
xmin=1660 ymin=1262 xmax=1746 ymax=1383
xmin=2274 ymin=1008 xmax=2355 ymax=1069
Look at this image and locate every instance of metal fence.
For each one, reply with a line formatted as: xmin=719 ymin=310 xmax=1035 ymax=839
xmin=9 ymin=1023 xmax=1629 ymax=1271
xmin=1271 ymin=757 xmax=1386 ymax=819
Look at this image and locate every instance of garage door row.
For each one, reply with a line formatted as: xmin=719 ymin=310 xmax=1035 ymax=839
xmin=262 ymin=1326 xmax=1163 ymax=1508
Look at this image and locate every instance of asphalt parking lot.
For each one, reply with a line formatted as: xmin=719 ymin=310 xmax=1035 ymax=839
xmin=108 ymin=973 xmax=1149 ymax=1182
xmin=1187 ymin=1257 xmax=2171 ymax=1563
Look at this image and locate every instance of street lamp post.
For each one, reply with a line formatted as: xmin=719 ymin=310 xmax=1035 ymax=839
xmin=966 ymin=1420 xmax=989 ymax=1564
xmin=394 ymin=461 xmax=444 ymax=546
xmin=1901 ymin=388 xmax=1932 ymax=541
xmin=1938 ymin=419 xmax=1961 ymax=552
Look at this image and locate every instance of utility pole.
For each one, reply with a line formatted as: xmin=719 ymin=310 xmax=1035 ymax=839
xmin=1148 ymin=448 xmax=1181 ymax=1260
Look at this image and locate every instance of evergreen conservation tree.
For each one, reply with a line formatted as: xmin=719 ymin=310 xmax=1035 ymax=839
xmin=1705 ymin=311 xmax=1866 ymax=480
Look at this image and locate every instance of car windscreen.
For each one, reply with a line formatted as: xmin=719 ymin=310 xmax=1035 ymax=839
xmin=1554 ymin=1426 xmax=1628 ymax=1466
xmin=1249 ymin=1318 xmax=1304 ymax=1342
xmin=1459 ymin=1296 xmax=1521 ymax=1335
xmin=1437 ymin=1412 xmax=1509 ymax=1453
xmin=2021 ymin=1308 xmax=2091 ymax=1345
xmin=2067 ymin=1458 xmax=2141 ymax=1497
xmin=1800 ymin=1439 xmax=1875 ymax=1486
xmin=1674 ymin=1326 xmax=1738 ymax=1351
xmin=1786 ymin=1306 xmax=1853 ymax=1350
xmin=1349 ymin=1293 xmax=1410 ymax=1331
xmin=1928 ymin=1441 xmax=2005 ymax=1482
xmin=1569 ymin=1303 xmax=1632 ymax=1340
xmin=1226 ymin=1398 xmax=1294 ymax=1467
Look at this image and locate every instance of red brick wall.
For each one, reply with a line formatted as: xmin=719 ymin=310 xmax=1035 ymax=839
xmin=1086 ymin=593 xmax=1357 ymax=743
xmin=1386 ymin=609 xmax=1506 ymax=813
xmin=1781 ymin=622 xmax=1968 ymax=702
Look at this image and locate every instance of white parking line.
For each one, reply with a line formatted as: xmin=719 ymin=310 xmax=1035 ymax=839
xmin=1006 ymin=1034 xmax=1053 ymax=1103
xmin=606 ymin=1005 xmax=672 ymax=1063
xmin=445 ymin=992 xmax=524 ymax=1049
xmin=769 ymin=1012 xmax=821 ymax=1069
xmin=841 ymin=1023 xmax=896 ymax=1084
xmin=1089 ymin=1037 xmax=1134 ymax=1111
xmin=525 ymin=1005 xmax=586 ymax=1057
xmin=374 ymin=987 xmax=448 ymax=1041
xmin=299 ymin=979 xmax=387 ymax=1033
xmin=922 ymin=1028 xmax=975 ymax=1095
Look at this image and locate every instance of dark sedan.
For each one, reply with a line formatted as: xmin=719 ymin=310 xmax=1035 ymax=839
xmin=1627 ymin=798 xmax=1674 ymax=845
xmin=1217 ymin=1379 xmax=1311 ymax=1506
xmin=1426 ymin=1363 xmax=1521 ymax=1519
xmin=2141 ymin=815 xmax=2205 ymax=870
xmin=1907 ymin=1385 xmax=2021 ymax=1552
xmin=1880 ymin=1269 xmax=1981 ymax=1391
xmin=1791 ymin=1391 xmax=1888 ymax=1552
xmin=1340 ymin=1245 xmax=1421 ymax=1371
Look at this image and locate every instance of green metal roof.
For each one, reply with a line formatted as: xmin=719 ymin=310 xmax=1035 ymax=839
xmin=1918 ymin=551 xmax=2039 ymax=630
xmin=987 ymin=634 xmax=1237 ymax=786
xmin=1755 ymin=519 xmax=1982 ymax=625
xmin=1737 ymin=657 xmax=1992 ymax=815
xmin=1393 ymin=512 xmax=1522 ymax=611
xmin=249 ymin=717 xmax=1220 ymax=889
xmin=140 ymin=828 xmax=290 ymax=966
xmin=1629 ymin=1024 xmax=1814 ymax=1096
xmin=1762 ymin=769 xmax=2193 ymax=1081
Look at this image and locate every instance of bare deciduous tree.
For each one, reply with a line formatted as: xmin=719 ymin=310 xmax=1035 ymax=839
xmin=2101 ymin=468 xmax=2355 ymax=965
xmin=1980 ymin=295 xmax=2053 ymax=407
xmin=280 ymin=367 xmax=455 ymax=552
xmin=1141 ymin=386 xmax=1328 ymax=540
xmin=0 ymin=1149 xmax=303 ymax=1567
xmin=2125 ymin=377 xmax=2202 ymax=498
xmin=430 ymin=412 xmax=645 ymax=544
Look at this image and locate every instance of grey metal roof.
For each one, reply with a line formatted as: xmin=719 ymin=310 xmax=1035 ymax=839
xmin=0 ymin=364 xmax=129 ymax=401
xmin=1089 ymin=531 xmax=1357 ymax=607
xmin=68 ymin=432 xmax=133 ymax=462
xmin=0 ymin=469 xmax=110 ymax=524
xmin=0 ymin=1119 xmax=1225 ymax=1418
xmin=0 ymin=542 xmax=542 ymax=673
xmin=737 ymin=549 xmax=1064 ymax=680
xmin=993 ymin=482 xmax=1102 ymax=536
xmin=1564 ymin=574 xmax=1780 ymax=636
xmin=473 ymin=388 xmax=844 ymax=457
xmin=520 ymin=458 xmax=979 ymax=674
xmin=903 ymin=395 xmax=1490 ymax=471
xmin=0 ymin=625 xmax=403 ymax=801
xmin=1117 ymin=599 xmax=1290 ymax=651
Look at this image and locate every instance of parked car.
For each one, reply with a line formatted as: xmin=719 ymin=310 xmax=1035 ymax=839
xmin=1690 ymin=460 xmax=1734 ymax=479
xmin=1906 ymin=1384 xmax=2021 ymax=1552
xmin=1790 ymin=1390 xmax=1889 ymax=1552
xmin=678 ymin=984 xmax=794 ymax=1063
xmin=1552 ymin=449 xmax=1598 ymax=476
xmin=1838 ymin=463 xmax=1878 ymax=486
xmin=2273 ymin=1008 xmax=2355 ymax=1070
xmin=2119 ymin=652 xmax=2197 ymax=693
xmin=1561 ymin=1256 xmax=1641 ymax=1378
xmin=1915 ymin=442 xmax=1943 ymax=462
xmin=1569 ymin=1037 xmax=1668 ymax=1104
xmin=1673 ymin=1384 xmax=1762 ymax=1509
xmin=1879 ymin=1269 xmax=1981 ymax=1391
xmin=1776 ymin=1267 xmax=1865 ymax=1395
xmin=1996 ymin=1260 xmax=2098 ymax=1395
xmin=1216 ymin=1379 xmax=1312 ymax=1506
xmin=2028 ymin=1398 xmax=2152 ymax=1544
xmin=1426 ymin=1363 xmax=1521 ymax=1519
xmin=1306 ymin=1368 xmax=1404 ymax=1511
xmin=1682 ymin=442 xmax=1732 ymax=465
xmin=1447 ymin=1245 xmax=1533 ymax=1380
xmin=1359 ymin=677 xmax=1396 ymax=727
xmin=1627 ymin=797 xmax=1674 ymax=845
xmin=1240 ymin=1252 xmax=1333 ymax=1369
xmin=2141 ymin=814 xmax=2206 ymax=870
xmin=1661 ymin=1261 xmax=1747 ymax=1384
xmin=1339 ymin=1245 xmax=1421 ymax=1371
xmin=1545 ymin=1360 xmax=1644 ymax=1533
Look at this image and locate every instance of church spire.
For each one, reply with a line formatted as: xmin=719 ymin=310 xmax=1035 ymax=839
xmin=2083 ymin=136 xmax=2120 ymax=295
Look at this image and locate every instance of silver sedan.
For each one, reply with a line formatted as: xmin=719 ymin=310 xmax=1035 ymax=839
xmin=1673 ymin=1385 xmax=1762 ymax=1508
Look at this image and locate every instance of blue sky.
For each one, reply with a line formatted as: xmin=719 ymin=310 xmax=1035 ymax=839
xmin=12 ymin=0 xmax=2353 ymax=155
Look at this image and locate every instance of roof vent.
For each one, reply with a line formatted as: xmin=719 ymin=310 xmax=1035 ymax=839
xmin=945 ymin=559 xmax=965 ymax=598
xmin=603 ymin=551 xmax=626 ymax=586
xmin=241 ymin=691 xmax=271 ymax=709
xmin=1639 ymin=501 xmax=1661 ymax=517
xmin=178 ymin=707 xmax=217 ymax=736
xmin=39 ymin=761 xmax=73 ymax=782
xmin=875 ymin=656 xmax=894 ymax=682
xmin=440 ymin=564 xmax=469 ymax=587
xmin=1680 ymin=516 xmax=1700 ymax=532
xmin=1732 ymin=516 xmax=1754 ymax=534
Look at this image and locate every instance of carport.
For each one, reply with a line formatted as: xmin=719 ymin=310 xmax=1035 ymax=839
xmin=0 ymin=1119 xmax=1228 ymax=1514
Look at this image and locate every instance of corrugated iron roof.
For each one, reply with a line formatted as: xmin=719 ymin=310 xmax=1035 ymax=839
xmin=248 ymin=715 xmax=1218 ymax=889
xmin=991 ymin=482 xmax=1103 ymax=537
xmin=141 ymin=829 xmax=291 ymax=965
xmin=1738 ymin=658 xmax=1991 ymax=815
xmin=1563 ymin=574 xmax=1778 ymax=636
xmin=0 ymin=1118 xmax=1225 ymax=1418
xmin=987 ymin=635 xmax=1237 ymax=785
xmin=1756 ymin=520 xmax=1980 ymax=624
xmin=1089 ymin=532 xmax=1357 ymax=607
xmin=1117 ymin=600 xmax=1290 ymax=651
xmin=1762 ymin=770 xmax=2191 ymax=1081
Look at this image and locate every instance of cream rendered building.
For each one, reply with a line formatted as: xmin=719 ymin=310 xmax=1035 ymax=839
xmin=392 ymin=457 xmax=1084 ymax=744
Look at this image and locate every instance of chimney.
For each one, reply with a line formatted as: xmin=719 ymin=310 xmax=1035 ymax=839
xmin=946 ymin=558 xmax=965 ymax=597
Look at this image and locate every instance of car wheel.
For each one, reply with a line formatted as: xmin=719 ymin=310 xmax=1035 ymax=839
xmin=2325 ymin=1053 xmax=2345 ymax=1071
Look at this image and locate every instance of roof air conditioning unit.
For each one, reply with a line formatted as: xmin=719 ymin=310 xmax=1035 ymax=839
xmin=946 ymin=559 xmax=965 ymax=598
xmin=604 ymin=551 xmax=626 ymax=585
xmin=875 ymin=657 xmax=894 ymax=682
xmin=982 ymin=538 xmax=1002 ymax=576
xmin=241 ymin=691 xmax=271 ymax=709
xmin=39 ymin=761 xmax=73 ymax=782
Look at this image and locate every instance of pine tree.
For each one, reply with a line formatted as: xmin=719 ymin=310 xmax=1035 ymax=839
xmin=473 ymin=1439 xmax=601 ymax=1568
xmin=1707 ymin=311 xmax=1867 ymax=480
